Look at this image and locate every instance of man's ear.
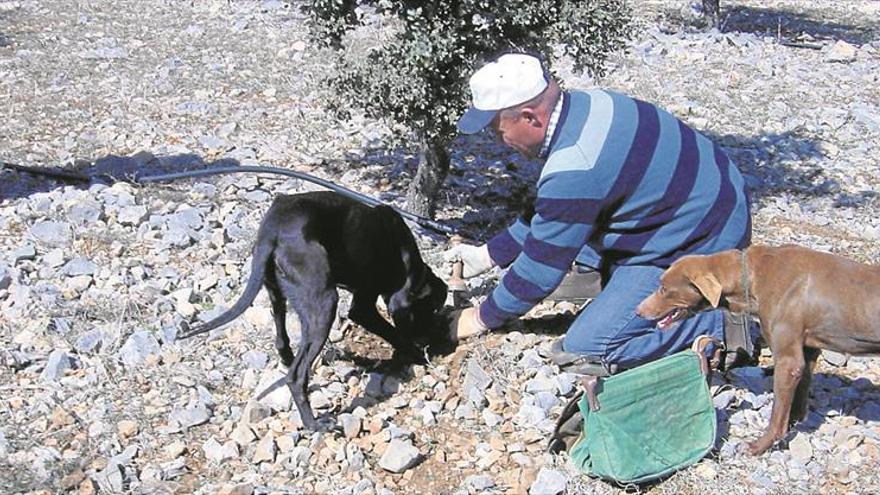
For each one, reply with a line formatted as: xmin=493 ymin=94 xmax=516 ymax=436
xmin=520 ymin=108 xmax=542 ymax=127
xmin=690 ymin=273 xmax=722 ymax=308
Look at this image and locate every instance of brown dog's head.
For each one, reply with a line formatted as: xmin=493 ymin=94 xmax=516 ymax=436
xmin=636 ymin=254 xmax=726 ymax=329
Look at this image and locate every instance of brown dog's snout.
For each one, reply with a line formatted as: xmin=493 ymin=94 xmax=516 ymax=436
xmin=634 ymin=303 xmax=646 ymax=319
xmin=634 ymin=293 xmax=658 ymax=319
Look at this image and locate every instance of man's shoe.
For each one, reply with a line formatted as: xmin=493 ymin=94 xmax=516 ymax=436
xmin=721 ymin=309 xmax=759 ymax=370
xmin=549 ymin=338 xmax=617 ymax=376
xmin=544 ymin=265 xmax=602 ymax=304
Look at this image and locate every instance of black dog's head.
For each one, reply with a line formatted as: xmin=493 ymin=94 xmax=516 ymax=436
xmin=374 ymin=204 xmax=450 ymax=347
xmin=388 ymin=260 xmax=448 ymax=341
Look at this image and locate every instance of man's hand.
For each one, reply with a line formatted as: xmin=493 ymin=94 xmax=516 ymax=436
xmin=443 ymin=243 xmax=494 ymax=278
xmin=448 ymin=307 xmax=489 ymax=342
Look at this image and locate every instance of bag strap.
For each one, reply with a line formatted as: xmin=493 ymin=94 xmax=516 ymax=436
xmin=578 ymin=338 xmax=720 ymax=414
xmin=548 ymin=389 xmax=586 ymax=453
xmin=581 ymin=375 xmax=602 ymax=412
xmin=691 ymin=335 xmax=723 ymax=376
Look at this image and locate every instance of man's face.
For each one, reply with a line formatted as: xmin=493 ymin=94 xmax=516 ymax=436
xmin=490 ymin=110 xmax=546 ymax=158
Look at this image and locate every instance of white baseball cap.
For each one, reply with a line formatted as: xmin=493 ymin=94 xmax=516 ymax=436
xmin=457 ymin=54 xmax=548 ymax=134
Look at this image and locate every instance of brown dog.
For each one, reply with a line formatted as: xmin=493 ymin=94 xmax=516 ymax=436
xmin=635 ymin=245 xmax=880 ymax=455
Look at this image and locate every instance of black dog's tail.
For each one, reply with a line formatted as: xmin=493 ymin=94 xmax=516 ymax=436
xmin=178 ymin=236 xmax=275 ymax=340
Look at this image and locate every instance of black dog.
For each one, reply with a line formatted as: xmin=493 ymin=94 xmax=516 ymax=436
xmin=180 ymin=191 xmax=448 ymax=429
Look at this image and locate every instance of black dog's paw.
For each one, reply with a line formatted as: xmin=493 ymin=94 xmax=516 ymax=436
xmin=278 ymin=349 xmax=294 ymax=368
xmin=300 ymin=415 xmax=329 ymax=433
xmin=308 ymin=416 xmax=336 ymax=433
xmin=390 ymin=344 xmax=427 ymax=365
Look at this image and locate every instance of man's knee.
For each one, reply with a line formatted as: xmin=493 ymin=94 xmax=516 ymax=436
xmin=562 ymin=328 xmax=607 ymax=358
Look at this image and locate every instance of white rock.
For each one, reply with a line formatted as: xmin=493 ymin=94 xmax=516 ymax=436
xmin=29 ymin=221 xmax=71 ymax=247
xmin=203 ymin=436 xmax=238 ymax=464
xmin=253 ymin=433 xmax=276 ymax=464
xmin=40 ymin=350 xmax=72 ymax=382
xmin=42 ymin=248 xmax=66 ymax=267
xmin=789 ymin=433 xmax=813 ymax=463
xmin=244 ymin=306 xmax=272 ymax=327
xmin=61 ymin=257 xmax=98 ymax=276
xmin=378 ymin=439 xmax=421 ymax=473
xmin=94 ymin=461 xmax=125 ymax=493
xmin=169 ymin=403 xmax=211 ymax=430
xmin=118 ymin=205 xmax=148 ymax=225
xmin=339 ymin=413 xmax=362 ymax=439
xmin=118 ymin=331 xmax=161 ymax=367
xmin=529 ymin=467 xmax=567 ymax=495
xmin=230 ymin=424 xmax=256 ymax=446
xmin=254 ymin=369 xmax=292 ymax=411
xmin=825 ymin=40 xmax=858 ymax=62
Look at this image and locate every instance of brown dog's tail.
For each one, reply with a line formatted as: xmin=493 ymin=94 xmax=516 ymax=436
xmin=177 ymin=236 xmax=275 ymax=340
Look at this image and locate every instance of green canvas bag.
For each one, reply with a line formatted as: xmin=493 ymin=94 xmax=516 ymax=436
xmin=564 ymin=343 xmax=717 ymax=484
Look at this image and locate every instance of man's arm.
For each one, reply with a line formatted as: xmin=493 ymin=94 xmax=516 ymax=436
xmin=479 ymin=171 xmax=602 ymax=328
xmin=444 ymin=200 xmax=534 ymax=278
xmin=485 ymin=215 xmax=530 ymax=268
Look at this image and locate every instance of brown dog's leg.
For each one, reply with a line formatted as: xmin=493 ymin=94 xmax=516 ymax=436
xmin=749 ymin=325 xmax=806 ymax=455
xmin=790 ymin=347 xmax=820 ymax=424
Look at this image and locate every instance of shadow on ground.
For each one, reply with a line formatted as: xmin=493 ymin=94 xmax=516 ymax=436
xmin=0 ymin=8 xmax=15 ymax=48
xmin=720 ymin=5 xmax=878 ymax=44
xmin=447 ymin=127 xmax=876 ymax=245
xmin=3 ymin=123 xmax=875 ymax=236
xmin=654 ymin=3 xmax=878 ymax=44
xmin=709 ymin=130 xmax=830 ymax=197
xmin=710 ymin=129 xmax=880 ymax=209
xmin=327 ymin=324 xmax=457 ymax=417
xmin=717 ymin=365 xmax=880 ymax=442
xmin=0 ymin=152 xmax=236 ymax=202
xmin=0 ymin=149 xmax=419 ymax=207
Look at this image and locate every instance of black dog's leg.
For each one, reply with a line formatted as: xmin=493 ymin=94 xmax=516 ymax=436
xmin=275 ymin=240 xmax=338 ymax=431
xmin=286 ymin=287 xmax=337 ymax=430
xmin=265 ymin=264 xmax=294 ymax=367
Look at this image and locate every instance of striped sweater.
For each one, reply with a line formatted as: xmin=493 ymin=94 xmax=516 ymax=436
xmin=479 ymin=90 xmax=752 ymax=329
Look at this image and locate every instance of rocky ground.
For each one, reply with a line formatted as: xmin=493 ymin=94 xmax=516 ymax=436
xmin=1 ymin=0 xmax=880 ymax=494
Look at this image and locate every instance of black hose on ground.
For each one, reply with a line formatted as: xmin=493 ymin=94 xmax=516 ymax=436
xmin=2 ymin=161 xmax=461 ymax=237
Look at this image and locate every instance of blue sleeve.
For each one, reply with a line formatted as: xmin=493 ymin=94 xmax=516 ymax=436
xmin=480 ymin=171 xmax=602 ymax=328
xmin=486 ymin=217 xmax=530 ymax=268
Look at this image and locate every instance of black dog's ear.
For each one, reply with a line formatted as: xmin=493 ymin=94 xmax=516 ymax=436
xmin=424 ymin=269 xmax=448 ymax=309
xmin=375 ymin=205 xmax=420 ymax=325
xmin=375 ymin=204 xmax=424 ymax=291
xmin=388 ymin=288 xmax=411 ymax=317
xmin=388 ymin=271 xmax=417 ymax=333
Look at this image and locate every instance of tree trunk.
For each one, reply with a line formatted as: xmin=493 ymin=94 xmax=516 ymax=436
xmin=702 ymin=0 xmax=720 ymax=28
xmin=405 ymin=134 xmax=450 ymax=218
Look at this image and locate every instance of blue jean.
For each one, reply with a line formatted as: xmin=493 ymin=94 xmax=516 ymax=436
xmin=562 ymin=264 xmax=724 ymax=368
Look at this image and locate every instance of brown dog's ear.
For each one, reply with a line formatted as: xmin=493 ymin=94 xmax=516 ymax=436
xmin=690 ymin=273 xmax=722 ymax=308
